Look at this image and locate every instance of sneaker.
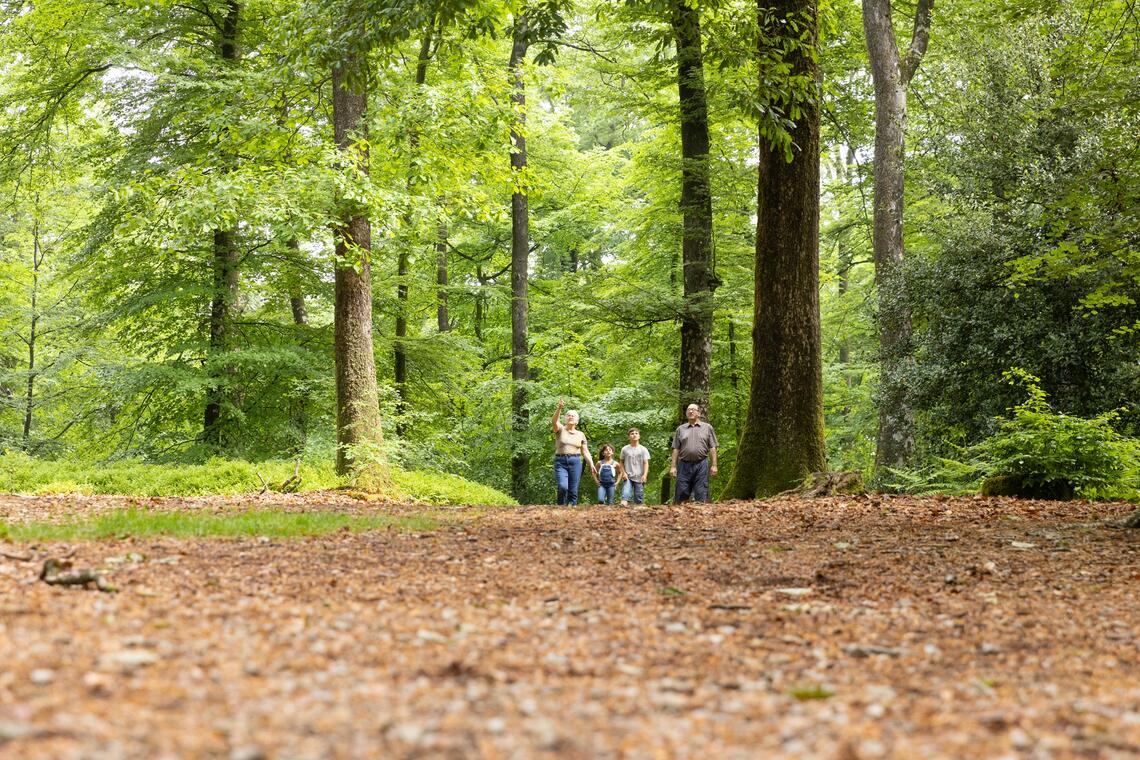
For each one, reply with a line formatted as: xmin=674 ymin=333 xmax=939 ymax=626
xmin=620 ymin=500 xmax=629 ymax=507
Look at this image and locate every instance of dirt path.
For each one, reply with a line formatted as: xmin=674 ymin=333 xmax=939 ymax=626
xmin=2 ymin=495 xmax=1139 ymax=759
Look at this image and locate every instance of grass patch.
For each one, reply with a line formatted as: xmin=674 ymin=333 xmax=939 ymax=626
xmin=0 ymin=508 xmax=438 ymax=541
xmin=0 ymin=452 xmax=515 ymax=505
xmin=0 ymin=453 xmax=341 ymax=497
xmin=391 ymin=469 xmax=516 ymax=506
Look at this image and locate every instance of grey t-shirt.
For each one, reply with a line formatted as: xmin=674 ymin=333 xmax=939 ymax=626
xmin=620 ymin=444 xmax=650 ymax=481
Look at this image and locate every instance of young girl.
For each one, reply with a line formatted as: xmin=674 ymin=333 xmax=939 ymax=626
xmin=595 ymin=443 xmax=624 ymax=505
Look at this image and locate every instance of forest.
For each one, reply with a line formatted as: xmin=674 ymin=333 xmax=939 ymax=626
xmin=1 ymin=0 xmax=1137 ymax=504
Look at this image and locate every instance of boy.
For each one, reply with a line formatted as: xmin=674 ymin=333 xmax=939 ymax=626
xmin=619 ymin=428 xmax=651 ymax=506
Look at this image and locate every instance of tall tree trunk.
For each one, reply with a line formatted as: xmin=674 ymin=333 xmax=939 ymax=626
xmin=394 ymin=31 xmax=434 ymax=438
xmin=862 ymin=0 xmax=933 ymax=471
xmin=723 ymin=0 xmax=826 ymax=500
xmin=203 ymin=0 xmax=242 ymax=449
xmin=727 ymin=317 xmax=741 ymax=441
xmin=22 ymin=220 xmax=42 ymax=451
xmin=332 ymin=51 xmax=386 ymax=483
xmin=204 ymin=229 xmax=240 ymax=446
xmin=672 ymin=0 xmax=716 ymax=422
xmin=509 ymin=18 xmax=531 ymax=500
xmin=435 ymin=218 xmax=449 ymax=332
xmin=285 ymin=238 xmax=310 ymax=454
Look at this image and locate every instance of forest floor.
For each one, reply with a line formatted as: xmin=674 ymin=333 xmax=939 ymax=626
xmin=1 ymin=493 xmax=1139 ymax=760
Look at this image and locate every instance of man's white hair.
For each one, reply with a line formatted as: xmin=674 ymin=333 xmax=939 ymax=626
xmin=566 ymin=409 xmax=580 ymax=420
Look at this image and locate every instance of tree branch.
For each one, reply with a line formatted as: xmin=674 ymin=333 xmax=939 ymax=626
xmin=902 ymin=0 xmax=934 ymax=85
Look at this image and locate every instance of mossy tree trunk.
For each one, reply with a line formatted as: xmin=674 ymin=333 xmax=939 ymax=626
xmin=723 ymin=0 xmax=826 ymax=500
xmin=332 ymin=50 xmax=387 ymax=486
xmin=862 ymin=0 xmax=933 ymax=472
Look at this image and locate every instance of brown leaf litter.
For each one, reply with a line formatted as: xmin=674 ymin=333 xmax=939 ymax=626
xmin=1 ymin=493 xmax=1138 ymax=759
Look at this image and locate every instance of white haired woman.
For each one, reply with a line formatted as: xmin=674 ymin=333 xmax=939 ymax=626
xmin=552 ymin=398 xmax=597 ymax=505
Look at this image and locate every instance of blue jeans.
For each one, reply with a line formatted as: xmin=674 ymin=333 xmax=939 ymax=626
xmin=622 ymin=480 xmax=645 ymax=504
xmin=675 ymin=459 xmax=710 ymax=503
xmin=597 ymin=483 xmax=615 ymax=504
xmin=554 ymin=454 xmax=583 ymax=505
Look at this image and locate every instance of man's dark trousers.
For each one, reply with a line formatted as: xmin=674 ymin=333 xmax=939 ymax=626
xmin=675 ymin=459 xmax=709 ymax=503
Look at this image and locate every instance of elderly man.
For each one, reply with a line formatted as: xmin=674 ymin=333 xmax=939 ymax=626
xmin=669 ymin=403 xmax=718 ymax=503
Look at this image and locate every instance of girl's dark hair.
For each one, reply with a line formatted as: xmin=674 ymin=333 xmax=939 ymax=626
xmin=599 ymin=443 xmax=615 ymax=458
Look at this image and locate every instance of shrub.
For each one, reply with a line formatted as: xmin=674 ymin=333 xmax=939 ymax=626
xmin=973 ymin=370 xmax=1139 ymax=499
xmin=885 ymin=370 xmax=1139 ymax=500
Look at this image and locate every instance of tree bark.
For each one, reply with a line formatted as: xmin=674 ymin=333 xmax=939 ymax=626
xmin=435 ymin=218 xmax=449 ymax=332
xmin=332 ymin=52 xmax=386 ymax=481
xmin=862 ymin=0 xmax=933 ymax=471
xmin=203 ymin=0 xmax=242 ymax=449
xmin=474 ymin=265 xmax=486 ymax=342
xmin=509 ymin=17 xmax=531 ymax=500
xmin=723 ymin=0 xmax=826 ymax=500
xmin=204 ymin=228 xmax=240 ymax=446
xmin=671 ymin=0 xmax=717 ymax=423
xmin=285 ymin=238 xmax=310 ymax=454
xmin=22 ymin=220 xmax=42 ymax=451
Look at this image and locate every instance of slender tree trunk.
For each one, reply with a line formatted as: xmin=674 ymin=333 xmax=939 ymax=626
xmin=435 ymin=218 xmax=449 ymax=332
xmin=862 ymin=0 xmax=933 ymax=471
xmin=728 ymin=317 xmax=741 ymax=441
xmin=290 ymin=291 xmax=308 ymax=326
xmin=22 ymin=221 xmax=42 ymax=451
xmin=332 ymin=52 xmax=386 ymax=482
xmin=509 ymin=18 xmax=531 ymax=500
xmin=284 ymin=238 xmax=310 ymax=453
xmin=204 ymin=0 xmax=242 ymax=449
xmin=723 ymin=0 xmax=826 ymax=500
xmin=204 ymin=229 xmax=240 ymax=446
xmin=672 ymin=0 xmax=716 ymax=421
xmin=474 ymin=265 xmax=486 ymax=343
xmin=394 ymin=31 xmax=434 ymax=438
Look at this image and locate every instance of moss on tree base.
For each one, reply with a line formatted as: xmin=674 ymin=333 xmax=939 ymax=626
xmin=798 ymin=471 xmax=866 ymax=497
xmin=980 ymin=475 xmax=1075 ymax=500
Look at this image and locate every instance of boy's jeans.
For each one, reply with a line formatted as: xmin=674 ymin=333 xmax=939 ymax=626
xmin=621 ymin=480 xmax=645 ymax=504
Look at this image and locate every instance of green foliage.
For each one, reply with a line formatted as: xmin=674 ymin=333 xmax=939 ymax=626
xmin=0 ymin=452 xmax=514 ymax=504
xmin=886 ymin=371 xmax=1140 ymax=500
xmin=0 ymin=509 xmax=437 ymax=542
xmin=972 ymin=370 xmax=1139 ymax=499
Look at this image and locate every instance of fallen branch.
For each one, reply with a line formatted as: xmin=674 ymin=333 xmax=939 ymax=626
xmin=39 ymin=558 xmax=116 ymax=593
xmin=1 ymin=548 xmax=34 ymax=561
xmin=278 ymin=459 xmax=302 ymax=493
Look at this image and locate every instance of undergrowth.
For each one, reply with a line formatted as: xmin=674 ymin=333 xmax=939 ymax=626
xmin=886 ymin=370 xmax=1140 ymax=500
xmin=0 ymin=452 xmax=515 ymax=505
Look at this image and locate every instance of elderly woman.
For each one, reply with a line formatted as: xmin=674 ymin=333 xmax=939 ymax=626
xmin=552 ymin=398 xmax=597 ymax=505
